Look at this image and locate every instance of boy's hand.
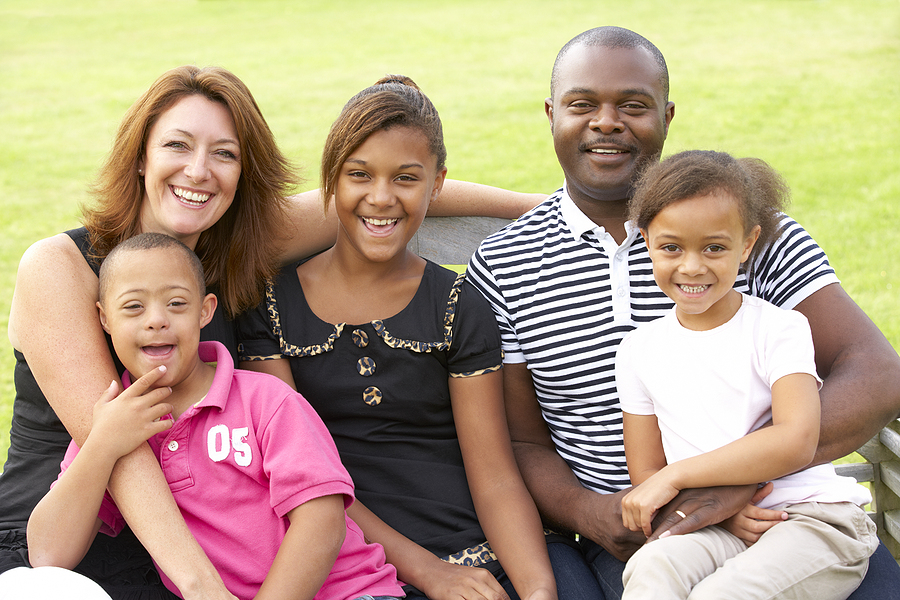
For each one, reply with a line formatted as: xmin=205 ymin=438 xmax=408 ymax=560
xmin=90 ymin=366 xmax=174 ymax=459
xmin=621 ymin=470 xmax=680 ymax=537
xmin=719 ymin=482 xmax=787 ymax=546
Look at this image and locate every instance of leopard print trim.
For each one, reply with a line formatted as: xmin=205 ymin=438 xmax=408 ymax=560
xmin=449 ymin=364 xmax=502 ymax=378
xmin=246 ymin=279 xmax=347 ymax=359
xmin=251 ymin=273 xmax=466 ymax=358
xmin=372 ymin=272 xmax=464 ymax=353
xmin=442 ymin=541 xmax=497 ymax=568
xmin=441 ymin=528 xmax=561 ymax=568
xmin=241 ymin=353 xmax=283 ymax=362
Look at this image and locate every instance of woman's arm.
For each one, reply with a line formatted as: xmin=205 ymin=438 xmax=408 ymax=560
xmin=10 ymin=235 xmax=235 ymax=600
xmin=278 ymin=182 xmax=546 ymax=263
xmin=451 ymin=371 xmax=557 ymax=600
xmin=621 ymin=372 xmax=820 ymax=536
xmin=254 ymin=495 xmax=345 ymax=600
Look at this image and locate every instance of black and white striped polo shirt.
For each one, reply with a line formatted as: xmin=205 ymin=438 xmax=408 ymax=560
xmin=466 ymin=186 xmax=838 ymax=493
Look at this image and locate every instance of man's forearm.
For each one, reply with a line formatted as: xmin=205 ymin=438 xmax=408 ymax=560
xmin=512 ymin=440 xmax=644 ymax=561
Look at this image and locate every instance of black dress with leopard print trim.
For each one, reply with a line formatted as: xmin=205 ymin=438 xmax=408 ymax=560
xmin=237 ymin=260 xmax=503 ymax=560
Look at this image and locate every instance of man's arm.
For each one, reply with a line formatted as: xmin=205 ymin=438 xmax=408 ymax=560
xmin=794 ymin=283 xmax=900 ymax=463
xmin=503 ymin=362 xmax=644 ymax=561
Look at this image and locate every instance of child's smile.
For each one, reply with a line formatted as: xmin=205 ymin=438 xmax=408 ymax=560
xmin=642 ymin=192 xmax=759 ymax=331
xmin=98 ymin=246 xmax=217 ymax=407
xmin=334 ymin=126 xmax=446 ymax=265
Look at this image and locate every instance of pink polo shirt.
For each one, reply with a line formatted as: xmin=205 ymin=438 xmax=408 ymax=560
xmin=59 ymin=341 xmax=401 ymax=600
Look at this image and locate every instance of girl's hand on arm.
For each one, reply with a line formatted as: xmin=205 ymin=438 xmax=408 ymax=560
xmin=621 ymin=470 xmax=682 ymax=537
xmin=451 ymin=372 xmax=557 ymax=600
xmin=254 ymin=495 xmax=345 ymax=600
xmin=719 ymin=482 xmax=787 ymax=546
xmin=347 ymin=500 xmax=509 ymax=600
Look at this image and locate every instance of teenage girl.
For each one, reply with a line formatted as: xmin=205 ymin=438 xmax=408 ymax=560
xmin=237 ymin=76 xmax=557 ymax=600
xmin=615 ymin=150 xmax=877 ymax=599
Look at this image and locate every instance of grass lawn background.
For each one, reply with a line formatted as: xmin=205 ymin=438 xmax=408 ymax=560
xmin=1 ymin=0 xmax=898 ymax=467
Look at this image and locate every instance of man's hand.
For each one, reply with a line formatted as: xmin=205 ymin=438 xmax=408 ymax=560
xmin=574 ymin=488 xmax=648 ymax=562
xmin=647 ymin=484 xmax=758 ymax=542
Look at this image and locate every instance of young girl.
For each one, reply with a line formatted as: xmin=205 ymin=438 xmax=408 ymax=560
xmin=614 ymin=150 xmax=878 ymax=599
xmin=237 ymin=76 xmax=556 ymax=600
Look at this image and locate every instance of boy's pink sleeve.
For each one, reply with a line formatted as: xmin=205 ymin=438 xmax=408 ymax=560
xmin=56 ymin=442 xmax=126 ymax=537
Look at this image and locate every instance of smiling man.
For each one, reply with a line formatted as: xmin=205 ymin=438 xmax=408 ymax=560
xmin=466 ymin=26 xmax=900 ymax=599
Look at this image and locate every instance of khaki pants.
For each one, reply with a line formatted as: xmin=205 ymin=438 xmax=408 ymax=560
xmin=622 ymin=501 xmax=878 ymax=600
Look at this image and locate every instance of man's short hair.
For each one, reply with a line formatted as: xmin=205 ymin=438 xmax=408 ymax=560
xmin=550 ymin=26 xmax=669 ymax=101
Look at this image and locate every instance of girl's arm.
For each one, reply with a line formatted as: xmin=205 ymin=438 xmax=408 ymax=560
xmin=451 ymin=371 xmax=557 ymax=600
xmin=254 ymin=495 xmax=345 ymax=600
xmin=622 ymin=412 xmax=667 ymax=485
xmin=346 ymin=501 xmax=509 ymax=600
xmin=240 ymin=358 xmax=512 ymax=600
xmin=621 ymin=372 xmax=820 ymax=536
xmin=240 ymin=358 xmax=298 ymax=390
xmin=278 ymin=182 xmax=546 ymax=262
xmin=28 ymin=375 xmax=174 ymax=568
xmin=10 ymin=236 xmax=235 ymax=600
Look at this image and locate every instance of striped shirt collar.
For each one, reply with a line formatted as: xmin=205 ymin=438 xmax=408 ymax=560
xmin=559 ymin=182 xmax=640 ymax=246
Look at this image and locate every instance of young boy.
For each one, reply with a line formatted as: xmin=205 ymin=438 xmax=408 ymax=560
xmin=26 ymin=233 xmax=403 ymax=600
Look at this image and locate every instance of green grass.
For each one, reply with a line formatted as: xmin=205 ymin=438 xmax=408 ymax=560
xmin=2 ymin=0 xmax=899 ymax=468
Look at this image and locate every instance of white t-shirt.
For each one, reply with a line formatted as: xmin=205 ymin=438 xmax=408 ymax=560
xmin=616 ymin=294 xmax=870 ymax=509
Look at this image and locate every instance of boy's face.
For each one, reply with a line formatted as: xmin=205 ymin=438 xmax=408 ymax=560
xmin=98 ymin=247 xmax=216 ymax=389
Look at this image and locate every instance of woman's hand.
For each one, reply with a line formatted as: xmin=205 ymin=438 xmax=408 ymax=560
xmin=719 ymin=482 xmax=787 ymax=546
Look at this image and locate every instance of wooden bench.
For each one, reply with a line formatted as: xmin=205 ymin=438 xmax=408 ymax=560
xmin=837 ymin=423 xmax=900 ymax=559
xmin=413 ymin=215 xmax=900 ymax=562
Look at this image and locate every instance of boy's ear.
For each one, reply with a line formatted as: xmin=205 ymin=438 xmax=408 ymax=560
xmin=741 ymin=225 xmax=762 ymax=263
xmin=639 ymin=228 xmax=650 ymax=249
xmin=199 ymin=293 xmax=218 ymax=329
xmin=97 ymin=301 xmax=112 ymax=334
